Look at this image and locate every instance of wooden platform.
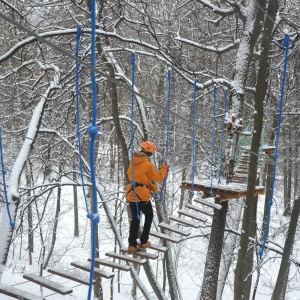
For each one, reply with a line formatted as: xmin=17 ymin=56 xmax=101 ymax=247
xmin=0 ymin=283 xmax=44 ymax=300
xmin=23 ymin=273 xmax=73 ymax=295
xmin=181 ymin=180 xmax=265 ymax=201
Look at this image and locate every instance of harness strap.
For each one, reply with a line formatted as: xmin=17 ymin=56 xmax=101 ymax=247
xmin=125 ymin=182 xmax=149 ymax=202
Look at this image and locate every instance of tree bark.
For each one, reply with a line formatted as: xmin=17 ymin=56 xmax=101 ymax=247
xmin=199 ymin=197 xmax=228 ymax=300
xmin=234 ymin=1 xmax=279 ymax=299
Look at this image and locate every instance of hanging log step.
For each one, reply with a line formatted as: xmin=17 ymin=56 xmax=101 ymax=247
xmin=137 ymin=239 xmax=168 ymax=252
xmin=158 ymin=222 xmax=191 ymax=236
xmin=120 ymin=248 xmax=158 ymax=260
xmin=70 ymin=261 xmax=114 ymax=279
xmin=105 ymin=252 xmax=146 ymax=265
xmin=178 ymin=210 xmax=207 ymax=222
xmin=185 ymin=204 xmax=214 ymax=217
xmin=149 ymin=230 xmax=181 ymax=243
xmin=48 ymin=266 xmax=94 ymax=286
xmin=88 ymin=258 xmax=131 ymax=272
xmin=0 ymin=283 xmax=44 ymax=300
xmin=23 ymin=273 xmax=73 ymax=295
xmin=169 ymin=215 xmax=201 ymax=228
xmin=194 ymin=197 xmax=222 ymax=210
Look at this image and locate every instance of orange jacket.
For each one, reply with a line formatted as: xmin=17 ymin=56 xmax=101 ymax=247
xmin=126 ymin=151 xmax=168 ymax=202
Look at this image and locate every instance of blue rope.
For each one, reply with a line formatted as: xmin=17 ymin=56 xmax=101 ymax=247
xmin=191 ymin=79 xmax=197 ymax=197
xmin=210 ymin=85 xmax=217 ymax=195
xmin=258 ymin=34 xmax=290 ymax=258
xmin=218 ymin=88 xmax=228 ymax=184
xmin=159 ymin=69 xmax=171 ymax=203
xmin=75 ymin=26 xmax=90 ymax=215
xmin=0 ymin=128 xmax=15 ymax=228
xmin=129 ymin=52 xmax=140 ymax=219
xmin=87 ymin=1 xmax=100 ymax=299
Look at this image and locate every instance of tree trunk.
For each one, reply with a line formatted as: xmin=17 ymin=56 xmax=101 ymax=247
xmin=271 ymin=187 xmax=300 ymax=300
xmin=199 ymin=197 xmax=228 ymax=300
xmin=234 ymin=1 xmax=279 ymax=299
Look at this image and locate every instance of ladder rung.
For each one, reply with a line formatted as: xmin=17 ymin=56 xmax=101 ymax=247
xmin=120 ymin=248 xmax=158 ymax=260
xmin=48 ymin=267 xmax=94 ymax=285
xmin=159 ymin=222 xmax=191 ymax=236
xmin=70 ymin=261 xmax=114 ymax=279
xmin=149 ymin=231 xmax=181 ymax=243
xmin=178 ymin=210 xmax=207 ymax=222
xmin=185 ymin=204 xmax=214 ymax=217
xmin=169 ymin=215 xmax=201 ymax=228
xmin=194 ymin=198 xmax=222 ymax=210
xmin=105 ymin=252 xmax=146 ymax=265
xmin=89 ymin=258 xmax=131 ymax=272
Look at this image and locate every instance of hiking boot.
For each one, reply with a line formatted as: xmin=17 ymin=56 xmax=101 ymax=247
xmin=140 ymin=241 xmax=151 ymax=249
xmin=127 ymin=246 xmax=140 ymax=254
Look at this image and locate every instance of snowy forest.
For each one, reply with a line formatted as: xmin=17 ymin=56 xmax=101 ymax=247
xmin=0 ymin=0 xmax=300 ymax=299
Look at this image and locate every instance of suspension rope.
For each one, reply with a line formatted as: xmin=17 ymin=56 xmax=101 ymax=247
xmin=129 ymin=52 xmax=140 ymax=219
xmin=191 ymin=79 xmax=197 ymax=197
xmin=210 ymin=85 xmax=217 ymax=195
xmin=87 ymin=1 xmax=100 ymax=299
xmin=75 ymin=26 xmax=90 ymax=215
xmin=218 ymin=88 xmax=228 ymax=184
xmin=0 ymin=128 xmax=15 ymax=228
xmin=159 ymin=69 xmax=171 ymax=202
xmin=258 ymin=33 xmax=290 ymax=258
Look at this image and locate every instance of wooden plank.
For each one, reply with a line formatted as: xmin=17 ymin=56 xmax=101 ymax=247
xmin=149 ymin=230 xmax=181 ymax=243
xmin=47 ymin=267 xmax=94 ymax=285
xmin=169 ymin=215 xmax=201 ymax=228
xmin=70 ymin=261 xmax=114 ymax=279
xmin=137 ymin=239 xmax=169 ymax=252
xmin=120 ymin=248 xmax=158 ymax=260
xmin=178 ymin=210 xmax=207 ymax=222
xmin=158 ymin=222 xmax=191 ymax=236
xmin=23 ymin=274 xmax=72 ymax=295
xmin=194 ymin=197 xmax=222 ymax=210
xmin=0 ymin=283 xmax=44 ymax=300
xmin=105 ymin=252 xmax=146 ymax=265
xmin=181 ymin=180 xmax=265 ymax=201
xmin=185 ymin=204 xmax=214 ymax=217
xmin=88 ymin=258 xmax=131 ymax=272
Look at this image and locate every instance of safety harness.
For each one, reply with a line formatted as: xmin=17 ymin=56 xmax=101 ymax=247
xmin=126 ymin=182 xmax=149 ymax=202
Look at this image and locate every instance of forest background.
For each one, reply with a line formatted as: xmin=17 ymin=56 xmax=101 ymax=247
xmin=0 ymin=0 xmax=300 ymax=299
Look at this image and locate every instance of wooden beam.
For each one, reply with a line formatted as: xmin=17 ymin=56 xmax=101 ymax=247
xmin=105 ymin=252 xmax=146 ymax=265
xmin=169 ymin=215 xmax=201 ymax=228
xmin=89 ymin=258 xmax=131 ymax=272
xmin=23 ymin=274 xmax=72 ymax=295
xmin=158 ymin=222 xmax=191 ymax=236
xmin=70 ymin=261 xmax=114 ymax=279
xmin=0 ymin=283 xmax=44 ymax=300
xmin=149 ymin=231 xmax=181 ymax=243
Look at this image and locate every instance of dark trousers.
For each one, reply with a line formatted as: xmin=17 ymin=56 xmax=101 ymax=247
xmin=128 ymin=201 xmax=153 ymax=247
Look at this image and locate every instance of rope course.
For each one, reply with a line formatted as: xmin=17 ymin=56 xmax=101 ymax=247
xmin=210 ymin=85 xmax=217 ymax=195
xmin=191 ymin=79 xmax=197 ymax=197
xmin=258 ymin=33 xmax=290 ymax=258
xmin=0 ymin=128 xmax=15 ymax=228
xmin=86 ymin=0 xmax=100 ymax=298
xmin=0 ymin=12 xmax=263 ymax=160
xmin=159 ymin=69 xmax=171 ymax=202
xmin=217 ymin=88 xmax=228 ymax=184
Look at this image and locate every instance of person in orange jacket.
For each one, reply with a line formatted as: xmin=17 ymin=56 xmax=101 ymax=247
xmin=126 ymin=141 xmax=168 ymax=254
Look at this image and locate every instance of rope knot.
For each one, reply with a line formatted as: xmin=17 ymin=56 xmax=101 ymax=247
xmin=88 ymin=124 xmax=98 ymax=138
xmin=87 ymin=213 xmax=100 ymax=224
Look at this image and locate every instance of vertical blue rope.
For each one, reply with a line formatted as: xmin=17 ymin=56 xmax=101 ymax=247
xmin=258 ymin=34 xmax=290 ymax=258
xmin=191 ymin=79 xmax=197 ymax=197
xmin=210 ymin=85 xmax=217 ymax=195
xmin=129 ymin=52 xmax=140 ymax=219
xmin=0 ymin=128 xmax=15 ymax=228
xmin=159 ymin=69 xmax=171 ymax=203
xmin=75 ymin=26 xmax=90 ymax=215
xmin=87 ymin=1 xmax=100 ymax=299
xmin=218 ymin=88 xmax=228 ymax=184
